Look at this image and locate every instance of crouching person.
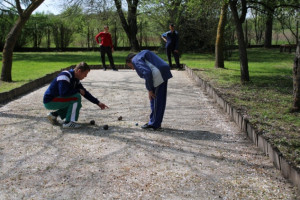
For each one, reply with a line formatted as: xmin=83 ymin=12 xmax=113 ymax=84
xmin=43 ymin=62 xmax=109 ymax=128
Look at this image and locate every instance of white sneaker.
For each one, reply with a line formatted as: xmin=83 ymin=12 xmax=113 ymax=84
xmin=47 ymin=112 xmax=58 ymax=124
xmin=62 ymin=121 xmax=81 ymax=129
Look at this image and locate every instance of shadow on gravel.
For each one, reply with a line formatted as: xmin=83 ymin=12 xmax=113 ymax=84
xmin=61 ymin=126 xmax=277 ymax=171
xmin=62 ymin=125 xmax=222 ymax=141
xmin=158 ymin=128 xmax=221 ymax=141
xmin=0 ymin=111 xmax=42 ymax=121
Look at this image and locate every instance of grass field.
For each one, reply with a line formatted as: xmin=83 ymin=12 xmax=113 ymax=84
xmin=0 ymin=51 xmax=130 ymax=92
xmin=0 ymin=48 xmax=299 ymax=166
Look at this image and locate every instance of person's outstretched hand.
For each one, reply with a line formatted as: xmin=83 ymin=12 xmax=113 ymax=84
xmin=98 ymin=102 xmax=109 ymax=110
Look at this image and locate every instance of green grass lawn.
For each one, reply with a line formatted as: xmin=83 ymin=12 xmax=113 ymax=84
xmin=0 ymin=51 xmax=131 ymax=92
xmin=0 ymin=48 xmax=299 ymax=166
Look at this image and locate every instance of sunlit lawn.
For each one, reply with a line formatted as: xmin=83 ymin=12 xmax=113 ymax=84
xmin=0 ymin=51 xmax=130 ymax=92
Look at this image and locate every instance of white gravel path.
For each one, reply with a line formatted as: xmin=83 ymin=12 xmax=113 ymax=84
xmin=0 ymin=70 xmax=298 ymax=199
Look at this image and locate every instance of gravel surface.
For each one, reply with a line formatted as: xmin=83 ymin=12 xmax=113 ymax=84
xmin=0 ymin=70 xmax=298 ymax=199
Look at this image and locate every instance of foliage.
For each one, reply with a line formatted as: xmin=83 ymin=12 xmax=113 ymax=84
xmin=23 ymin=13 xmax=50 ymax=48
xmin=1 ymin=0 xmax=298 ymax=51
xmin=0 ymin=9 xmax=17 ymax=49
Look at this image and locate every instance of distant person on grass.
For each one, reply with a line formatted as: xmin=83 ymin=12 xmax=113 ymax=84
xmin=43 ymin=62 xmax=109 ymax=128
xmin=95 ymin=25 xmax=118 ymax=71
xmin=126 ymin=50 xmax=173 ymax=130
xmin=161 ymin=23 xmax=181 ymax=69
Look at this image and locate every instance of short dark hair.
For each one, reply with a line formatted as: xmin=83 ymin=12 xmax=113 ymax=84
xmin=126 ymin=53 xmax=136 ymax=63
xmin=75 ymin=62 xmax=90 ymax=72
xmin=169 ymin=23 xmax=175 ymax=27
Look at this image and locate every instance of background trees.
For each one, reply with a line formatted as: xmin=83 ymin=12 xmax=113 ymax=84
xmin=1 ymin=0 xmax=44 ymax=82
xmin=1 ymin=0 xmax=299 ymax=84
xmin=1 ymin=0 xmax=298 ymax=51
xmin=248 ymin=0 xmax=300 ymax=48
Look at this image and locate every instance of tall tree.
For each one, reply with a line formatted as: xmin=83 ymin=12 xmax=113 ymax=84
xmin=264 ymin=4 xmax=273 ymax=48
xmin=250 ymin=9 xmax=265 ymax=45
xmin=215 ymin=1 xmax=229 ymax=69
xmin=1 ymin=0 xmax=44 ymax=82
xmin=292 ymin=41 xmax=300 ymax=112
xmin=229 ymin=0 xmax=250 ymax=83
xmin=248 ymin=0 xmax=300 ymax=48
xmin=114 ymin=0 xmax=140 ymax=51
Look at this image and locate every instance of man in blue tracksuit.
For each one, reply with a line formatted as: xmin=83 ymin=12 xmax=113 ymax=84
xmin=126 ymin=50 xmax=173 ymax=130
xmin=161 ymin=23 xmax=181 ymax=69
xmin=43 ymin=62 xmax=108 ymax=128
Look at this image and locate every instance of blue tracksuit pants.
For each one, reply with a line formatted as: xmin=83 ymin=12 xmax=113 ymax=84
xmin=148 ymin=81 xmax=168 ymax=128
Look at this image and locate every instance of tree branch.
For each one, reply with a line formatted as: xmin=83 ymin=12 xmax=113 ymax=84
xmin=15 ymin=0 xmax=23 ymax=15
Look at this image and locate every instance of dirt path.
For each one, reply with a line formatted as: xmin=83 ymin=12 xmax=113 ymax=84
xmin=0 ymin=70 xmax=298 ymax=199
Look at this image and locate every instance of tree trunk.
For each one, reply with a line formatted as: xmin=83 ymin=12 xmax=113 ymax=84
xmin=47 ymin=26 xmax=50 ymax=49
xmin=1 ymin=18 xmax=27 ymax=82
xmin=297 ymin=21 xmax=299 ymax=45
xmin=114 ymin=0 xmax=140 ymax=51
xmin=245 ymin=19 xmax=248 ymax=46
xmin=229 ymin=0 xmax=249 ymax=83
xmin=87 ymin=26 xmax=90 ymax=49
xmin=292 ymin=41 xmax=300 ymax=112
xmin=1 ymin=0 xmax=45 ymax=82
xmin=60 ymin=24 xmax=64 ymax=50
xmin=264 ymin=10 xmax=274 ymax=48
xmin=33 ymin=22 xmax=38 ymax=48
xmin=114 ymin=20 xmax=118 ymax=48
xmin=215 ymin=1 xmax=228 ymax=68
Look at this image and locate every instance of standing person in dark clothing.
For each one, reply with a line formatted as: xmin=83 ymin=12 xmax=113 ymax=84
xmin=126 ymin=50 xmax=173 ymax=130
xmin=161 ymin=23 xmax=181 ymax=69
xmin=95 ymin=25 xmax=118 ymax=71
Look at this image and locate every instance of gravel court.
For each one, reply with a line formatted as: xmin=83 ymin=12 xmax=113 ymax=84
xmin=0 ymin=69 xmax=298 ymax=199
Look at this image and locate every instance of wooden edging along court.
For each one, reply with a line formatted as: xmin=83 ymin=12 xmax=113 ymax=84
xmin=185 ymin=65 xmax=300 ymax=192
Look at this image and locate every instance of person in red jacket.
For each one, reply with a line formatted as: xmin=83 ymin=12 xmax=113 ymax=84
xmin=95 ymin=25 xmax=118 ymax=71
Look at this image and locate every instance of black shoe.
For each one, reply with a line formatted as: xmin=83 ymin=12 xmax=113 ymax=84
xmin=113 ymin=68 xmax=118 ymax=71
xmin=141 ymin=123 xmax=154 ymax=129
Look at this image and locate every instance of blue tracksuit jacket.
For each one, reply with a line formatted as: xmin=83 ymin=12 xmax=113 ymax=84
xmin=131 ymin=50 xmax=173 ymax=91
xmin=43 ymin=69 xmax=99 ymax=104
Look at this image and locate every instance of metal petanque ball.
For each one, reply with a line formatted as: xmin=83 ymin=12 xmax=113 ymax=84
xmin=90 ymin=120 xmax=95 ymax=125
xmin=135 ymin=123 xmax=138 ymax=126
xmin=118 ymin=116 xmax=122 ymax=121
xmin=103 ymin=125 xmax=109 ymax=130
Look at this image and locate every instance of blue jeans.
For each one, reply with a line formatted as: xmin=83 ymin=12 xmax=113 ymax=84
xmin=148 ymin=81 xmax=168 ymax=128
